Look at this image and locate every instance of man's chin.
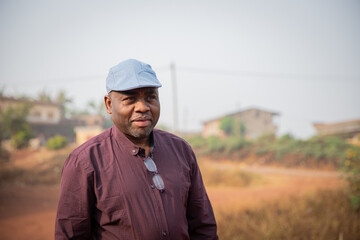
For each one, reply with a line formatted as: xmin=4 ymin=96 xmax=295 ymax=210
xmin=129 ymin=127 xmax=153 ymax=139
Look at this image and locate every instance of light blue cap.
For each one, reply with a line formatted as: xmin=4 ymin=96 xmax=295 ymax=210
xmin=106 ymin=59 xmax=162 ymax=93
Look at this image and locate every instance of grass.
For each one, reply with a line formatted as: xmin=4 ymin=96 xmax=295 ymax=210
xmin=215 ymin=189 xmax=360 ymax=240
xmin=199 ymin=160 xmax=263 ymax=188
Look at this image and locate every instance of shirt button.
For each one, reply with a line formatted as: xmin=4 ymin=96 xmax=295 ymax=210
xmin=151 ymin=185 xmax=155 ymax=189
xmin=162 ymin=231 xmax=167 ymax=236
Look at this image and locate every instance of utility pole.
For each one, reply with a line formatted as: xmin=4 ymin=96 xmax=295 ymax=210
xmin=170 ymin=62 xmax=179 ymax=134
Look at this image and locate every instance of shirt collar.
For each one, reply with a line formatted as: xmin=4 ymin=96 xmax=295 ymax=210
xmin=111 ymin=125 xmax=155 ymax=157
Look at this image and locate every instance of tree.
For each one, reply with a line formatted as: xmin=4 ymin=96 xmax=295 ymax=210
xmin=37 ymin=89 xmax=52 ymax=102
xmin=0 ymin=102 xmax=33 ymax=149
xmin=343 ymin=148 xmax=360 ymax=210
xmin=219 ymin=117 xmax=235 ymax=136
xmin=219 ymin=117 xmax=246 ymax=138
xmin=238 ymin=121 xmax=246 ymax=138
xmin=55 ymin=90 xmax=73 ymax=118
xmin=87 ymin=99 xmax=106 ymax=116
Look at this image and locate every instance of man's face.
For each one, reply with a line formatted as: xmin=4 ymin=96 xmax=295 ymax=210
xmin=104 ymin=87 xmax=160 ymax=142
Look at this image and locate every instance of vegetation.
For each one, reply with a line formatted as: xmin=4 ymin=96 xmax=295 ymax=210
xmin=219 ymin=116 xmax=246 ymax=138
xmin=55 ymin=89 xmax=73 ymax=118
xmin=10 ymin=127 xmax=33 ymax=149
xmin=343 ymin=147 xmax=360 ymax=210
xmin=185 ymin=135 xmax=250 ymax=157
xmin=46 ymin=135 xmax=68 ymax=150
xmin=185 ymin=133 xmax=357 ymax=168
xmin=0 ymin=103 xmax=33 ymax=149
xmin=254 ymin=134 xmax=350 ymax=160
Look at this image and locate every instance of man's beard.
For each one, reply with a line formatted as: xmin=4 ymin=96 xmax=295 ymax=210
xmin=128 ymin=125 xmax=153 ymax=139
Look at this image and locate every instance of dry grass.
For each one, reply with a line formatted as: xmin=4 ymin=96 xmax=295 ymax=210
xmin=199 ymin=158 xmax=359 ymax=239
xmin=215 ymin=190 xmax=360 ymax=240
xmin=199 ymin=160 xmax=264 ymax=188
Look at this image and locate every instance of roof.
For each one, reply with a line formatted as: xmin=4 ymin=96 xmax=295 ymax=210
xmin=203 ymin=107 xmax=280 ymax=124
xmin=313 ymin=118 xmax=360 ymax=136
xmin=0 ymin=96 xmax=61 ymax=108
xmin=313 ymin=119 xmax=360 ymax=128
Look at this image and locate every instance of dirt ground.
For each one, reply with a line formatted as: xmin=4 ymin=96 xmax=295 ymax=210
xmin=0 ymin=152 xmax=345 ymax=240
xmin=0 ymin=185 xmax=59 ymax=240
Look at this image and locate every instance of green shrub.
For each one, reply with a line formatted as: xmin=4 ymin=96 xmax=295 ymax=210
xmin=253 ymin=134 xmax=350 ymax=165
xmin=46 ymin=135 xmax=68 ymax=150
xmin=206 ymin=136 xmax=225 ymax=153
xmin=343 ymin=147 xmax=360 ymax=210
xmin=185 ymin=135 xmax=207 ymax=149
xmin=253 ymin=133 xmax=276 ymax=156
xmin=224 ymin=137 xmax=251 ymax=155
xmin=219 ymin=117 xmax=235 ymax=136
xmin=10 ymin=128 xmax=33 ymax=149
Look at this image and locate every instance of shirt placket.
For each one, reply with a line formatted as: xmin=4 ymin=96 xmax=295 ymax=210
xmin=150 ymin=186 xmax=169 ymax=239
xmin=141 ymin=151 xmax=169 ymax=240
xmin=132 ymin=148 xmax=170 ymax=240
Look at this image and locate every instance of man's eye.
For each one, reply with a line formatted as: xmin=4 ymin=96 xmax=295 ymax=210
xmin=123 ymin=97 xmax=135 ymax=101
xmin=148 ymin=95 xmax=157 ymax=100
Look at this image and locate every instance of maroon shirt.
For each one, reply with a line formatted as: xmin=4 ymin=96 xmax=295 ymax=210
xmin=55 ymin=125 xmax=218 ymax=240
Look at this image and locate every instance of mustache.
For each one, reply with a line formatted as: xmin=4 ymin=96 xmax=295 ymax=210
xmin=131 ymin=115 xmax=152 ymax=121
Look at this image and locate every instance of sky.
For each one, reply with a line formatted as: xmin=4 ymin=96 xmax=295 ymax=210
xmin=1 ymin=0 xmax=359 ymax=139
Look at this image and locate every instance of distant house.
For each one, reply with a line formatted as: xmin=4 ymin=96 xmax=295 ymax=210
xmin=0 ymin=96 xmax=106 ymax=145
xmin=202 ymin=108 xmax=280 ymax=139
xmin=72 ymin=114 xmax=106 ymax=145
xmin=313 ymin=119 xmax=360 ymax=145
xmin=72 ymin=114 xmax=104 ymax=127
xmin=0 ymin=96 xmax=72 ymax=143
xmin=0 ymin=96 xmax=62 ymax=124
xmin=74 ymin=126 xmax=104 ymax=146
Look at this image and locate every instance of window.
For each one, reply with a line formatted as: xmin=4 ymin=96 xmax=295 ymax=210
xmin=33 ymin=111 xmax=41 ymax=118
xmin=48 ymin=111 xmax=54 ymax=119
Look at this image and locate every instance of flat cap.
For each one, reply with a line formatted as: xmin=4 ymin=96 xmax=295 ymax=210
xmin=106 ymin=59 xmax=162 ymax=93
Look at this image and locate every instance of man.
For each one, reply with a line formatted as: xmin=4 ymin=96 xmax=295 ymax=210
xmin=55 ymin=59 xmax=218 ymax=240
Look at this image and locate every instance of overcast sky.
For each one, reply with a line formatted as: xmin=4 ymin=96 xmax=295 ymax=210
xmin=1 ymin=0 xmax=359 ymax=138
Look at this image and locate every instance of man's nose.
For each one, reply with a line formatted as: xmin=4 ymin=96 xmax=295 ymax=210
xmin=134 ymin=99 xmax=150 ymax=112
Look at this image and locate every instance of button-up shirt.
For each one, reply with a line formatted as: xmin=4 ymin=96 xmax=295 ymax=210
xmin=55 ymin=125 xmax=218 ymax=239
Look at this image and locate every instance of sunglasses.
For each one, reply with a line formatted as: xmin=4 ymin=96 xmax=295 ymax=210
xmin=144 ymin=157 xmax=165 ymax=191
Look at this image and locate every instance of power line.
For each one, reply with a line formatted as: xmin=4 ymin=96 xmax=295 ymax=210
xmin=177 ymin=66 xmax=360 ymax=81
xmin=2 ymin=66 xmax=359 ymax=86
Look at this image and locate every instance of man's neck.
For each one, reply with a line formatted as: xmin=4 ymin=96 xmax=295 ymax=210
xmin=126 ymin=134 xmax=152 ymax=156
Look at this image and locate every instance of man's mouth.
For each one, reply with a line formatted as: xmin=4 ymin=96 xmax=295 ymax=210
xmin=131 ymin=118 xmax=152 ymax=127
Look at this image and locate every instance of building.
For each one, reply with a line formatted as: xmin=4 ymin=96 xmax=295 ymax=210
xmin=0 ymin=96 xmax=105 ymax=145
xmin=202 ymin=107 xmax=280 ymax=139
xmin=72 ymin=115 xmax=106 ymax=145
xmin=0 ymin=96 xmax=73 ymax=144
xmin=72 ymin=114 xmax=104 ymax=127
xmin=313 ymin=119 xmax=360 ymax=145
xmin=74 ymin=126 xmax=104 ymax=145
xmin=0 ymin=96 xmax=62 ymax=124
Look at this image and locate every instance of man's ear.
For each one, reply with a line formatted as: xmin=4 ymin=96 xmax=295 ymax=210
xmin=104 ymin=95 xmax=112 ymax=114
